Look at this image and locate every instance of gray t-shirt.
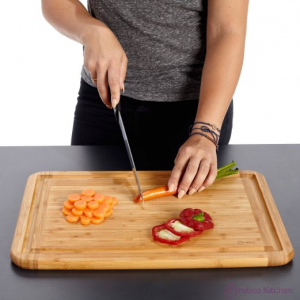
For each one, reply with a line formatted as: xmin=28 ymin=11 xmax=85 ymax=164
xmin=81 ymin=0 xmax=207 ymax=102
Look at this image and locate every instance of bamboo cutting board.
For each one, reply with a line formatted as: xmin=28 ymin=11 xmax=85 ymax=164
xmin=11 ymin=170 xmax=294 ymax=270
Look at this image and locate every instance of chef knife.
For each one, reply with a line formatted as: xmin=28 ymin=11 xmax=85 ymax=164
xmin=113 ymin=99 xmax=145 ymax=206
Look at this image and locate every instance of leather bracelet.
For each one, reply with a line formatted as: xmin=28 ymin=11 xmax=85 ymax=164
xmin=192 ymin=121 xmax=221 ymax=133
xmin=188 ymin=123 xmax=220 ymax=151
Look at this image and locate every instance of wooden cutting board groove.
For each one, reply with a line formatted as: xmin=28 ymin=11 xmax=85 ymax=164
xmin=10 ymin=170 xmax=294 ymax=269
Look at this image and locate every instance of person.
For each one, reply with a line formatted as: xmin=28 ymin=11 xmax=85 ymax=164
xmin=41 ymin=0 xmax=249 ymax=199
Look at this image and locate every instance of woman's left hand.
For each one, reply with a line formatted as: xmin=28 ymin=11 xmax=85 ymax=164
xmin=167 ymin=134 xmax=218 ymax=198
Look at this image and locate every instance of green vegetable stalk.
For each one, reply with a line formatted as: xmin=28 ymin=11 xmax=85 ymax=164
xmin=215 ymin=160 xmax=239 ymax=181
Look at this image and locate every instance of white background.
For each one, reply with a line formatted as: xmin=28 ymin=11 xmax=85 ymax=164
xmin=1 ymin=0 xmax=299 ymax=146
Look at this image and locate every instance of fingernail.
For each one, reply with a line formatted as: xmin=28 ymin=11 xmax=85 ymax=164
xmin=198 ymin=186 xmax=205 ymax=192
xmin=111 ymin=98 xmax=117 ymax=108
xmin=178 ymin=190 xmax=186 ymax=199
xmin=188 ymin=188 xmax=196 ymax=195
xmin=168 ymin=183 xmax=175 ymax=192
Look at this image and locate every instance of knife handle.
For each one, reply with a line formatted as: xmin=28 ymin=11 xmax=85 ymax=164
xmin=110 ymin=86 xmax=123 ymax=123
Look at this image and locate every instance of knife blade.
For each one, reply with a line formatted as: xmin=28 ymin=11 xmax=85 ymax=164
xmin=113 ymin=100 xmax=145 ymax=207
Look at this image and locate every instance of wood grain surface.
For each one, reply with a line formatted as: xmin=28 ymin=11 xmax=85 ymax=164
xmin=10 ymin=170 xmax=294 ymax=269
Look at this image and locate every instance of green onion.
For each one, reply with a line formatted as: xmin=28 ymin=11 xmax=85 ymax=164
xmin=217 ymin=160 xmax=236 ymax=173
xmin=215 ymin=161 xmax=239 ymax=181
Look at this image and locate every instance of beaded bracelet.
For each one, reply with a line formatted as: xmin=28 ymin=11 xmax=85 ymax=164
xmin=188 ymin=122 xmax=221 ymax=151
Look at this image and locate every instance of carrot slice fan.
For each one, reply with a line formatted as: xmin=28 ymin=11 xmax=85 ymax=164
xmin=64 ymin=200 xmax=74 ymax=210
xmin=105 ymin=209 xmax=113 ymax=218
xmin=94 ymin=193 xmax=104 ymax=203
xmin=87 ymin=200 xmax=99 ymax=210
xmin=72 ymin=207 xmax=83 ymax=216
xmin=83 ymin=208 xmax=94 ymax=218
xmin=80 ymin=195 xmax=93 ymax=202
xmin=133 ymin=185 xmax=177 ymax=202
xmin=91 ymin=217 xmax=104 ymax=224
xmin=81 ymin=189 xmax=95 ymax=197
xmin=74 ymin=200 xmax=87 ymax=210
xmin=111 ymin=197 xmax=118 ymax=206
xmin=63 ymin=190 xmax=117 ymax=225
xmin=80 ymin=216 xmax=91 ymax=225
xmin=93 ymin=201 xmax=110 ymax=218
xmin=68 ymin=194 xmax=81 ymax=203
xmin=66 ymin=214 xmax=79 ymax=223
xmin=62 ymin=208 xmax=72 ymax=216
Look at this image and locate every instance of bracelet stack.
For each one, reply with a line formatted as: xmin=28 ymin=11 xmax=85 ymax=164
xmin=188 ymin=121 xmax=221 ymax=151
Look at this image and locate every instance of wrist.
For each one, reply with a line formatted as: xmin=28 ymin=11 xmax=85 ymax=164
xmin=80 ymin=21 xmax=109 ymax=46
xmin=188 ymin=132 xmax=218 ymax=150
xmin=189 ymin=121 xmax=220 ymax=150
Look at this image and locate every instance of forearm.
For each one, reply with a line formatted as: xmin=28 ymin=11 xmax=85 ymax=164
xmin=41 ymin=0 xmax=108 ymax=45
xmin=195 ymin=32 xmax=246 ymax=129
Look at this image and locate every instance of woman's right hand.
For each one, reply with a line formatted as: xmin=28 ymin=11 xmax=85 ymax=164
xmin=82 ymin=25 xmax=128 ymax=109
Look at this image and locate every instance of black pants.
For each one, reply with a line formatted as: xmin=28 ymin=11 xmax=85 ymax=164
xmin=71 ymin=78 xmax=233 ymax=147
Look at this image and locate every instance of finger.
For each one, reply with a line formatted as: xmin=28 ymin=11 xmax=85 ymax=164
xmin=119 ymin=55 xmax=128 ymax=92
xmin=174 ymin=150 xmax=180 ymax=164
xmin=177 ymin=157 xmax=201 ymax=198
xmin=108 ymin=62 xmax=121 ymax=108
xmin=90 ymin=70 xmax=98 ymax=86
xmin=167 ymin=152 xmax=189 ymax=194
xmin=85 ymin=64 xmax=98 ymax=86
xmin=188 ymin=159 xmax=211 ymax=195
xmin=199 ymin=162 xmax=218 ymax=191
xmin=97 ymin=68 xmax=111 ymax=108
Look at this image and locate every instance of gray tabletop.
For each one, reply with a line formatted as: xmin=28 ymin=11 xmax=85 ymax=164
xmin=0 ymin=144 xmax=299 ymax=300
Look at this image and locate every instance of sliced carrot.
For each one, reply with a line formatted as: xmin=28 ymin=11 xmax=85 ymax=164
xmin=91 ymin=217 xmax=104 ymax=224
xmin=83 ymin=208 xmax=94 ymax=218
xmin=64 ymin=200 xmax=74 ymax=210
xmin=87 ymin=200 xmax=99 ymax=210
xmin=80 ymin=195 xmax=93 ymax=202
xmin=80 ymin=216 xmax=91 ymax=225
xmin=103 ymin=195 xmax=112 ymax=202
xmin=72 ymin=207 xmax=83 ymax=216
xmin=66 ymin=214 xmax=79 ymax=223
xmin=133 ymin=185 xmax=177 ymax=202
xmin=64 ymin=190 xmax=116 ymax=225
xmin=94 ymin=193 xmax=104 ymax=203
xmin=68 ymin=194 xmax=81 ymax=203
xmin=103 ymin=195 xmax=114 ymax=207
xmin=62 ymin=207 xmax=72 ymax=216
xmin=93 ymin=201 xmax=110 ymax=218
xmin=105 ymin=209 xmax=113 ymax=218
xmin=81 ymin=189 xmax=95 ymax=197
xmin=74 ymin=200 xmax=87 ymax=210
xmin=111 ymin=196 xmax=118 ymax=206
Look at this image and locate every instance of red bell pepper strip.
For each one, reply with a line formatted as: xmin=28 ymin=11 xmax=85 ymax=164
xmin=152 ymin=223 xmax=190 ymax=245
xmin=165 ymin=218 xmax=203 ymax=238
xmin=180 ymin=208 xmax=214 ymax=231
xmin=133 ymin=185 xmax=177 ymax=202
